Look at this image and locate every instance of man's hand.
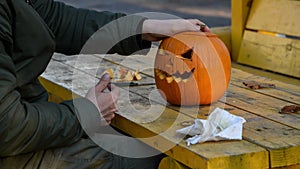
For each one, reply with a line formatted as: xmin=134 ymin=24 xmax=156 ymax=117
xmin=142 ymin=19 xmax=210 ymax=41
xmin=85 ymin=73 xmax=120 ymax=125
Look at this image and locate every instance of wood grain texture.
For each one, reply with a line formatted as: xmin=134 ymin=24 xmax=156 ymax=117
xmin=238 ymin=30 xmax=300 ymax=78
xmin=246 ymin=0 xmax=300 ymax=37
xmin=230 ymin=68 xmax=300 ymax=105
xmin=158 ymin=157 xmax=189 ymax=169
xmin=231 ymin=0 xmax=253 ymax=61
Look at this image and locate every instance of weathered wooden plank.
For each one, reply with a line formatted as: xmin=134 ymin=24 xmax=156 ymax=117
xmin=185 ymin=103 xmax=300 ymax=168
xmin=238 ymin=30 xmax=300 ymax=78
xmin=246 ymin=0 xmax=300 ymax=37
xmin=224 ymin=84 xmax=300 ymax=129
xmin=230 ymin=69 xmax=300 ymax=105
xmin=52 ymin=53 xmax=156 ymax=84
xmin=175 ymin=141 xmax=267 ymax=169
xmin=272 ymin=164 xmax=300 ymax=169
xmin=39 ymin=77 xmax=74 ymax=102
xmin=232 ymin=62 xmax=300 ymax=87
xmin=269 ymin=147 xmax=300 ymax=168
xmin=93 ymin=49 xmax=157 ymax=76
xmin=158 ymin=157 xmax=189 ymax=169
xmin=231 ymin=0 xmax=253 ymax=61
xmin=220 ymin=104 xmax=300 ymax=168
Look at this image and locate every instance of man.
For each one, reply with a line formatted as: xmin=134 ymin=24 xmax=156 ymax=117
xmin=0 ymin=0 xmax=209 ymax=168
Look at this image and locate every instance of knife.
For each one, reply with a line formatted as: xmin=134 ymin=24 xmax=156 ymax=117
xmin=110 ymin=81 xmax=156 ymax=87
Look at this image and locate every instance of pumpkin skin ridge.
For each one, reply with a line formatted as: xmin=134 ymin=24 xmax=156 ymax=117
xmin=154 ymin=31 xmax=231 ymax=106
xmin=197 ymin=33 xmax=231 ymax=104
xmin=194 ymin=41 xmax=212 ymax=105
xmin=209 ymin=37 xmax=232 ymax=86
xmin=204 ymin=35 xmax=231 ymax=103
xmin=201 ymin=36 xmax=228 ymax=103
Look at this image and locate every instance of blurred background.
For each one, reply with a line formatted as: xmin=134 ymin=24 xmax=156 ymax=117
xmin=57 ymin=0 xmax=231 ymax=27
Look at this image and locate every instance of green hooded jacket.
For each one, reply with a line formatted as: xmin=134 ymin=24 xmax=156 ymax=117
xmin=0 ymin=0 xmax=150 ymax=157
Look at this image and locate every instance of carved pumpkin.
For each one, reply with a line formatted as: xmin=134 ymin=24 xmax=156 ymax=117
xmin=154 ymin=32 xmax=231 ymax=105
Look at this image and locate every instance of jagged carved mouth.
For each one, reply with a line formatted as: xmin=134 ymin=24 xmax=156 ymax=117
xmin=155 ymin=68 xmax=195 ymax=83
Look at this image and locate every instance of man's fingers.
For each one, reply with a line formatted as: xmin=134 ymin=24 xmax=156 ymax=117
xmin=188 ymin=19 xmax=210 ymax=32
xmin=95 ymin=73 xmax=111 ymax=92
xmin=109 ymin=84 xmax=120 ymax=101
xmin=102 ymin=107 xmax=118 ymax=115
xmin=103 ymin=112 xmax=115 ymax=119
xmin=102 ymin=110 xmax=117 ymax=125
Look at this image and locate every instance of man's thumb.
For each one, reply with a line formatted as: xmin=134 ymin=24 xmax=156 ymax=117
xmin=95 ymin=73 xmax=111 ymax=92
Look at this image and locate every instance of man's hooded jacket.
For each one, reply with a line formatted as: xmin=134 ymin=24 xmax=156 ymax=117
xmin=0 ymin=0 xmax=150 ymax=156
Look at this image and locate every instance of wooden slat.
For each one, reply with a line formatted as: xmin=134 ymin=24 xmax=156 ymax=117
xmin=246 ymin=0 xmax=300 ymax=37
xmin=226 ymin=105 xmax=300 ymax=168
xmin=232 ymin=62 xmax=300 ymax=88
xmin=230 ymin=69 xmax=300 ymax=105
xmin=158 ymin=157 xmax=189 ymax=169
xmin=52 ymin=53 xmax=156 ymax=84
xmin=224 ymin=84 xmax=300 ymax=130
xmin=231 ymin=0 xmax=253 ymax=61
xmin=272 ymin=164 xmax=300 ymax=169
xmin=238 ymin=30 xmax=300 ymax=78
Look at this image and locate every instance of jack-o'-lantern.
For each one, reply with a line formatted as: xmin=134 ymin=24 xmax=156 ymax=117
xmin=154 ymin=32 xmax=231 ymax=105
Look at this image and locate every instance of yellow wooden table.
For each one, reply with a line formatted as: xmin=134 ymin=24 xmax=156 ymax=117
xmin=39 ymin=45 xmax=300 ymax=169
xmin=39 ymin=0 xmax=300 ymax=168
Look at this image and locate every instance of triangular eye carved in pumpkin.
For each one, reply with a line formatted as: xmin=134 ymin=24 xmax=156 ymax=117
xmin=179 ymin=47 xmax=194 ymax=60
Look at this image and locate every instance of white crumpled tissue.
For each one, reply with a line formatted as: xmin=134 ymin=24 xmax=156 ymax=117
xmin=176 ymin=108 xmax=246 ymax=146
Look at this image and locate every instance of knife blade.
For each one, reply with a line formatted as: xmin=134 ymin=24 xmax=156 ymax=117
xmin=110 ymin=81 xmax=156 ymax=87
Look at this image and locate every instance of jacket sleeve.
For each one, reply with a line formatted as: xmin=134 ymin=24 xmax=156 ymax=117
xmin=0 ymin=3 xmax=99 ymax=156
xmin=32 ymin=0 xmax=151 ymax=55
